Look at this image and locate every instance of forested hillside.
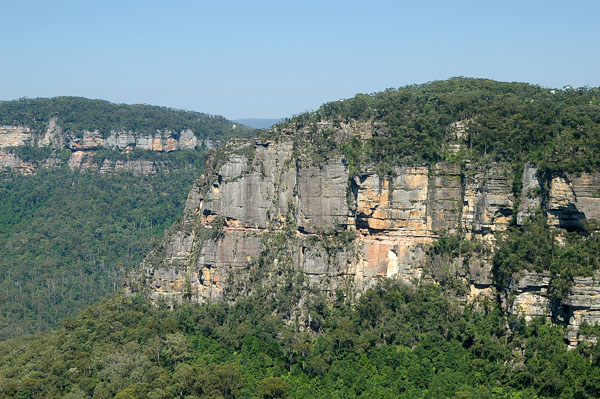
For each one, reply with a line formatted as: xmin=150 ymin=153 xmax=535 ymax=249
xmin=1 ymin=282 xmax=599 ymax=399
xmin=0 ymin=97 xmax=251 ymax=140
xmin=0 ymin=96 xmax=257 ymax=338
xmin=2 ymin=79 xmax=600 ymax=398
xmin=0 ymin=163 xmax=202 ymax=339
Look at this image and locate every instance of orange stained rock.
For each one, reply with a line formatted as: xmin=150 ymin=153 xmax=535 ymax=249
xmin=202 ymin=268 xmax=211 ymax=282
xmin=164 ymin=137 xmax=178 ymax=152
xmin=367 ymin=218 xmax=390 ymax=230
xmin=151 ymin=137 xmax=163 ymax=151
xmin=225 ymin=218 xmax=242 ymax=227
xmin=362 ymin=241 xmax=392 ymax=277
xmin=358 ymin=233 xmax=435 ymax=280
xmin=172 ymin=278 xmax=186 ymax=290
xmin=407 ymin=209 xmax=426 ymax=219
xmin=401 ymin=170 xmax=429 ymax=189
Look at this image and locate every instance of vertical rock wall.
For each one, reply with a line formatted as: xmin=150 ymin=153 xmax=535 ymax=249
xmin=131 ymin=132 xmax=600 ymax=345
xmin=0 ymin=120 xmax=206 ymax=174
xmin=134 ymin=138 xmax=530 ymax=304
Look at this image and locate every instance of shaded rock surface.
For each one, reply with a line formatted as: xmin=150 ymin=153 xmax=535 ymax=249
xmin=517 ymin=164 xmax=542 ymax=225
xmin=564 ymin=274 xmax=600 ymax=347
xmin=506 ymin=270 xmax=600 ymax=348
xmin=509 ymin=271 xmax=552 ymax=322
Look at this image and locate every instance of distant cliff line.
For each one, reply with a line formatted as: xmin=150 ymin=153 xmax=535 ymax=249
xmin=0 ymin=96 xmax=254 ymax=174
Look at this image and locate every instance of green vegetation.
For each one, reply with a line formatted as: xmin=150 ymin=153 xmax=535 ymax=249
xmin=8 ymin=146 xmax=72 ymax=163
xmin=0 ymin=164 xmax=202 ymax=339
xmin=494 ymin=215 xmax=600 ymax=301
xmin=0 ymin=95 xmax=260 ymax=339
xmin=1 ymin=282 xmax=599 ymax=399
xmin=427 ymin=232 xmax=486 ymax=260
xmin=279 ymin=78 xmax=600 ymax=173
xmin=0 ymin=96 xmax=252 ymax=139
xmin=425 ymin=232 xmax=488 ymax=295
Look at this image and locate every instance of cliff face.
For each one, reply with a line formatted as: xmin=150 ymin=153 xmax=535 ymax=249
xmin=135 ymin=141 xmax=502 ymax=299
xmin=547 ymin=173 xmax=600 ymax=230
xmin=128 ymin=124 xmax=600 ymax=339
xmin=0 ymin=125 xmax=33 ymax=147
xmin=0 ymin=119 xmax=216 ymax=174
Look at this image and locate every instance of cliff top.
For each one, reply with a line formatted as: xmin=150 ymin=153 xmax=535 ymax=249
xmin=268 ymin=77 xmax=600 ymax=174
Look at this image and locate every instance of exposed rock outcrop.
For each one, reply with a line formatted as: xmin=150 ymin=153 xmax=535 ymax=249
xmin=0 ymin=126 xmax=32 ymax=148
xmin=0 ymin=119 xmax=215 ymax=174
xmin=517 ymin=164 xmax=542 ymax=225
xmin=462 ymin=162 xmax=515 ymax=237
xmin=564 ymin=274 xmax=600 ymax=347
xmin=63 ymin=151 xmax=162 ymax=174
xmin=67 ymin=129 xmax=199 ymax=152
xmin=505 ymin=270 xmax=600 ymax=348
xmin=544 ymin=172 xmax=600 ymax=230
xmin=0 ymin=150 xmax=35 ymax=174
xmin=131 ymin=138 xmax=522 ymax=303
xmin=509 ymin=271 xmax=552 ymax=322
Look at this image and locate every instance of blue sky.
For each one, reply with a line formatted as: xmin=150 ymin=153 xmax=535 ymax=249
xmin=1 ymin=1 xmax=599 ymax=119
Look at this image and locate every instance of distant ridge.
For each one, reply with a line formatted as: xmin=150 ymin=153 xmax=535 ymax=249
xmin=0 ymin=96 xmax=252 ymax=140
xmin=234 ymin=118 xmax=284 ymax=129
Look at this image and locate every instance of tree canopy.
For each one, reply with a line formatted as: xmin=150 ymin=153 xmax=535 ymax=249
xmin=278 ymin=78 xmax=600 ymax=174
xmin=0 ymin=96 xmax=253 ymax=139
xmin=1 ymin=281 xmax=599 ymax=399
xmin=0 ymin=161 xmax=202 ymax=339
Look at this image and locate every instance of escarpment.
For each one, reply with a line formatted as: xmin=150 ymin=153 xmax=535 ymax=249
xmin=130 ymin=130 xmax=600 ymax=345
xmin=0 ymin=121 xmax=219 ymax=174
xmin=0 ymin=96 xmax=245 ymax=174
xmin=132 ymin=139 xmax=507 ymax=302
xmin=120 ymin=79 xmax=600 ymax=345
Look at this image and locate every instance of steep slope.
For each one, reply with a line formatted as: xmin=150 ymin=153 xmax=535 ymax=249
xmin=131 ymin=78 xmax=600 ymax=346
xmin=234 ymin=118 xmax=285 ymax=129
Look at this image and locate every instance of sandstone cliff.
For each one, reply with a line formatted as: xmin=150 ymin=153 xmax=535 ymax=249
xmin=0 ymin=119 xmax=219 ymax=174
xmin=129 ymin=125 xmax=600 ymax=344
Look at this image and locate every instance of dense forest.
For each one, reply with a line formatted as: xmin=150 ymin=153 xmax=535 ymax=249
xmin=0 ymin=282 xmax=598 ymax=399
xmin=0 ymin=159 xmax=202 ymax=339
xmin=0 ymin=97 xmax=252 ymax=139
xmin=278 ymin=78 xmax=600 ymax=174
